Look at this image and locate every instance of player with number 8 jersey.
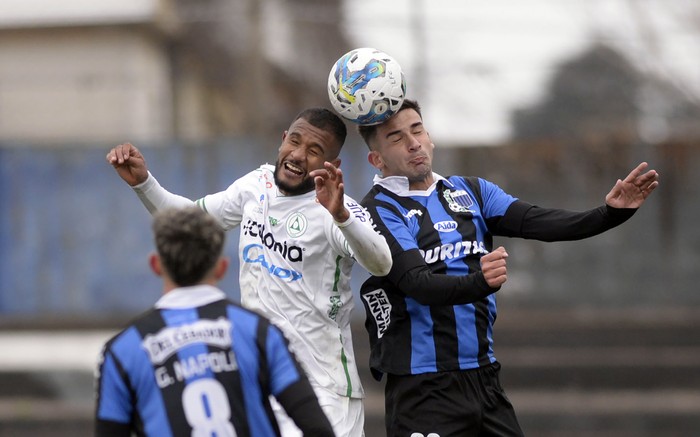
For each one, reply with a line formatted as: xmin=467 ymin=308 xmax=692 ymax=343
xmin=95 ymin=207 xmax=334 ymax=436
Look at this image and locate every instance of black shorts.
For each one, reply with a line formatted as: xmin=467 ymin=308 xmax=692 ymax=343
xmin=384 ymin=362 xmax=524 ymax=437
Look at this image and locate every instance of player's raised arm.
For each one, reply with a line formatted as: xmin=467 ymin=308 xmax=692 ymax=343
xmin=313 ymin=162 xmax=392 ymax=277
xmin=335 ymin=206 xmax=393 ymax=277
xmin=106 ymin=142 xmax=149 ymax=187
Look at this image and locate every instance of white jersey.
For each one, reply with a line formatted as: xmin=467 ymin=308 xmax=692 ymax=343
xmin=134 ymin=164 xmax=391 ymax=400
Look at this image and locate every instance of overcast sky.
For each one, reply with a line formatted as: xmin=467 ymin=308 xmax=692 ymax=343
xmin=342 ymin=0 xmax=700 ymax=145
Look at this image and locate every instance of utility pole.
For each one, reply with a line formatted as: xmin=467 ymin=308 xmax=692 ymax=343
xmin=246 ymin=0 xmax=273 ymax=150
xmin=410 ymin=0 xmax=427 ymax=103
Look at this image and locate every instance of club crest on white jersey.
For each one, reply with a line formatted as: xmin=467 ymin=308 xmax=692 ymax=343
xmin=286 ymin=212 xmax=307 ymax=238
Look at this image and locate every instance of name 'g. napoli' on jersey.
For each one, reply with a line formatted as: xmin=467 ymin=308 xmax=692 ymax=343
xmin=359 ymin=174 xmax=517 ymax=379
xmin=195 ymin=164 xmax=375 ymax=399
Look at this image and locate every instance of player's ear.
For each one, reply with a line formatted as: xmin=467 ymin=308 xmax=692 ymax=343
xmin=367 ymin=150 xmax=383 ymax=170
xmin=149 ymin=253 xmax=163 ymax=277
xmin=213 ymin=257 xmax=229 ymax=281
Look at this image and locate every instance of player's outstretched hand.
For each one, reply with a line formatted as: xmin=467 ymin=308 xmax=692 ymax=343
xmin=605 ymin=162 xmax=659 ymax=209
xmin=106 ymin=143 xmax=149 ymax=187
xmin=310 ymin=162 xmax=350 ymax=223
xmin=481 ymin=246 xmax=508 ymax=288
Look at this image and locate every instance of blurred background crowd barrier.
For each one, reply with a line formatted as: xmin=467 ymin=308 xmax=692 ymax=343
xmin=1 ymin=138 xmax=698 ymax=319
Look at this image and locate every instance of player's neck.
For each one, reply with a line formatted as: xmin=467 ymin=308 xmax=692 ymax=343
xmin=409 ymin=174 xmax=435 ymax=191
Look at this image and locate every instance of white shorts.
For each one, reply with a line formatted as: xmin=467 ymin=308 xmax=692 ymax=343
xmin=271 ymin=387 xmax=365 ymax=437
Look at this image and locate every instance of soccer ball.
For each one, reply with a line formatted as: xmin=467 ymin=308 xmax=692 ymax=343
xmin=327 ymin=48 xmax=406 ymax=125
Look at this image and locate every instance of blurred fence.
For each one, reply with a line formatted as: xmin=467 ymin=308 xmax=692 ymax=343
xmin=1 ymin=139 xmax=699 ymax=321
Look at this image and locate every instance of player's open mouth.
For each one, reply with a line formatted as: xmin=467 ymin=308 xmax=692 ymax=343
xmin=284 ymin=162 xmax=305 ymax=177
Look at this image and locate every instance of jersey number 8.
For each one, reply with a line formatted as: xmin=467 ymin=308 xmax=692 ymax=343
xmin=183 ymin=379 xmax=237 ymax=436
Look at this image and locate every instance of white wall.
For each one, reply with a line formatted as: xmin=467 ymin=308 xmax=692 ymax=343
xmin=0 ymin=28 xmax=173 ymax=145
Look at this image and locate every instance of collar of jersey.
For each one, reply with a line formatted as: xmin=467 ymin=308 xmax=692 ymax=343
xmin=373 ymin=172 xmax=446 ymax=196
xmin=155 ymin=285 xmax=227 ymax=309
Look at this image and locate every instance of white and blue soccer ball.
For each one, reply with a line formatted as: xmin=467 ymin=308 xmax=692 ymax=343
xmin=327 ymin=47 xmax=406 ymax=125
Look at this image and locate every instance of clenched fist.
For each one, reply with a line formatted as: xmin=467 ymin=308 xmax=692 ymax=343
xmin=481 ymin=246 xmax=508 ymax=288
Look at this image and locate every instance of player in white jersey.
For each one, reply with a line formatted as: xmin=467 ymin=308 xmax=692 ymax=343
xmin=107 ymin=107 xmax=392 ymax=437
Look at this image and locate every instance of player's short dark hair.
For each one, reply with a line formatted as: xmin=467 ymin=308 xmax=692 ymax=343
xmin=152 ymin=207 xmax=225 ymax=287
xmin=294 ymin=107 xmax=347 ymax=151
xmin=357 ymin=99 xmax=422 ymax=150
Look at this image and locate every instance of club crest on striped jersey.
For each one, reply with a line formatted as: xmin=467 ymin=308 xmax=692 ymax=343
xmin=286 ymin=212 xmax=307 ymax=238
xmin=443 ymin=188 xmax=475 ymax=213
